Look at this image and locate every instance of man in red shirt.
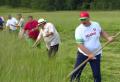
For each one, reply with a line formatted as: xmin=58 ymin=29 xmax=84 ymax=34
xmin=19 ymin=16 xmax=40 ymax=47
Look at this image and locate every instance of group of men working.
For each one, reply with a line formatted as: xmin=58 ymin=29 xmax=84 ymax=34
xmin=0 ymin=14 xmax=60 ymax=58
xmin=0 ymin=11 xmax=114 ymax=82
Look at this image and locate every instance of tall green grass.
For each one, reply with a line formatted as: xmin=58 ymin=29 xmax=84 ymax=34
xmin=0 ymin=10 xmax=120 ymax=82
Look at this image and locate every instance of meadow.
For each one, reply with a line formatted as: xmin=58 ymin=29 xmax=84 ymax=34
xmin=0 ymin=9 xmax=120 ymax=82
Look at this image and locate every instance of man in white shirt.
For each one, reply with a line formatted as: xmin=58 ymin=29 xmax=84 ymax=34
xmin=33 ymin=18 xmax=60 ymax=58
xmin=6 ymin=15 xmax=18 ymax=31
xmin=70 ymin=11 xmax=113 ymax=82
xmin=16 ymin=14 xmax=25 ymax=33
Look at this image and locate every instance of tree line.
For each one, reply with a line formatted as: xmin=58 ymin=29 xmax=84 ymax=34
xmin=0 ymin=0 xmax=120 ymax=10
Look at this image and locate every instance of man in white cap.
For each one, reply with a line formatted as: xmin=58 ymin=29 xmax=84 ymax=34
xmin=33 ymin=18 xmax=60 ymax=58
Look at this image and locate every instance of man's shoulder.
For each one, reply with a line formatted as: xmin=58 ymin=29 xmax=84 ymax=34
xmin=12 ymin=17 xmax=17 ymax=21
xmin=91 ymin=21 xmax=100 ymax=26
xmin=20 ymin=18 xmax=24 ymax=21
xmin=24 ymin=21 xmax=30 ymax=28
xmin=25 ymin=21 xmax=30 ymax=25
xmin=0 ymin=17 xmax=4 ymax=20
xmin=6 ymin=19 xmax=10 ymax=23
xmin=76 ymin=24 xmax=85 ymax=31
xmin=32 ymin=20 xmax=38 ymax=23
xmin=46 ymin=22 xmax=53 ymax=26
xmin=46 ymin=22 xmax=55 ymax=28
xmin=33 ymin=19 xmax=37 ymax=22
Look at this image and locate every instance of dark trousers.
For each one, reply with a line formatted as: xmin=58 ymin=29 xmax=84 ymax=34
xmin=48 ymin=44 xmax=59 ymax=57
xmin=71 ymin=51 xmax=101 ymax=82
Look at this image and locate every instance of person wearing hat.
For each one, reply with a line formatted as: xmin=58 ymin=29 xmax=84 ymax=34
xmin=19 ymin=16 xmax=40 ymax=47
xmin=32 ymin=18 xmax=60 ymax=58
xmin=70 ymin=11 xmax=113 ymax=82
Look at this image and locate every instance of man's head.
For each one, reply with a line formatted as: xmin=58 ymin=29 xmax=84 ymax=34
xmin=8 ymin=15 xmax=12 ymax=19
xmin=17 ymin=14 xmax=22 ymax=20
xmin=79 ymin=11 xmax=90 ymax=25
xmin=38 ymin=18 xmax=47 ymax=28
xmin=28 ymin=16 xmax=33 ymax=22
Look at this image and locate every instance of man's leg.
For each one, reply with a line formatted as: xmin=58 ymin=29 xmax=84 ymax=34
xmin=52 ymin=44 xmax=59 ymax=56
xmin=48 ymin=44 xmax=59 ymax=57
xmin=89 ymin=54 xmax=101 ymax=82
xmin=70 ymin=51 xmax=88 ymax=82
xmin=48 ymin=46 xmax=53 ymax=58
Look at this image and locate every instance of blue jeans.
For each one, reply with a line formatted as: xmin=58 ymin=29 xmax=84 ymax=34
xmin=71 ymin=51 xmax=101 ymax=82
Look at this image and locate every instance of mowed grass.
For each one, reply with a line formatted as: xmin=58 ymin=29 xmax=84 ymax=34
xmin=0 ymin=10 xmax=120 ymax=82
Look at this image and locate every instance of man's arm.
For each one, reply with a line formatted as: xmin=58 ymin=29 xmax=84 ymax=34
xmin=18 ymin=29 xmax=25 ymax=39
xmin=30 ymin=26 xmax=39 ymax=33
xmin=32 ymin=32 xmax=42 ymax=47
xmin=45 ymin=32 xmax=54 ymax=37
xmin=45 ymin=23 xmax=54 ymax=37
xmin=78 ymin=44 xmax=94 ymax=59
xmin=100 ymin=29 xmax=113 ymax=42
xmin=5 ymin=20 xmax=9 ymax=30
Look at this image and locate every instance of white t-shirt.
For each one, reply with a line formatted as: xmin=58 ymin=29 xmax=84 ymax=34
xmin=37 ymin=22 xmax=60 ymax=49
xmin=75 ymin=21 xmax=102 ymax=56
xmin=6 ymin=17 xmax=18 ymax=30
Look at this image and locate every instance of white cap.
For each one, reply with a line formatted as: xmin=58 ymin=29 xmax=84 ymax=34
xmin=38 ymin=18 xmax=47 ymax=24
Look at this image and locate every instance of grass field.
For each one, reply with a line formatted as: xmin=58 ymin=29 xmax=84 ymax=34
xmin=0 ymin=10 xmax=120 ymax=82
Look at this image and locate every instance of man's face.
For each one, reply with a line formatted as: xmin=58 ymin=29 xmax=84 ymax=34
xmin=38 ymin=22 xmax=46 ymax=28
xmin=8 ymin=15 xmax=12 ymax=19
xmin=17 ymin=15 xmax=21 ymax=20
xmin=28 ymin=17 xmax=33 ymax=22
xmin=38 ymin=22 xmax=45 ymax=28
xmin=80 ymin=18 xmax=89 ymax=25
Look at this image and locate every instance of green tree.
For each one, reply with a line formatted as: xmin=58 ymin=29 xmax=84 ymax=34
xmin=0 ymin=0 xmax=5 ymax=6
xmin=20 ymin=0 xmax=31 ymax=8
xmin=54 ymin=0 xmax=65 ymax=10
xmin=10 ymin=0 xmax=21 ymax=7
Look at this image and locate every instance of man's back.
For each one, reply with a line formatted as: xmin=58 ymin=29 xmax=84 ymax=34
xmin=24 ymin=20 xmax=39 ymax=40
xmin=6 ymin=17 xmax=18 ymax=30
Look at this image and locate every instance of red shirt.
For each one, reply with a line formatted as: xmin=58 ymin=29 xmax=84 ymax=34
xmin=24 ymin=20 xmax=39 ymax=40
